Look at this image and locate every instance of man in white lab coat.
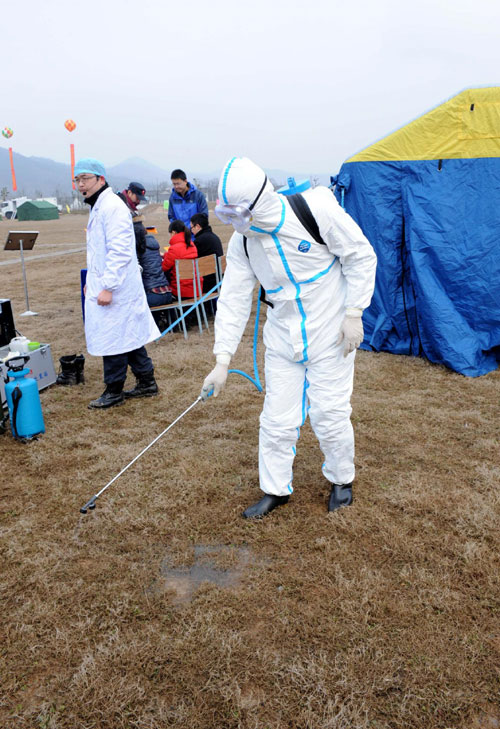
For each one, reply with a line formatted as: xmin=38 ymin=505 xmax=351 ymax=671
xmin=75 ymin=159 xmax=160 ymax=409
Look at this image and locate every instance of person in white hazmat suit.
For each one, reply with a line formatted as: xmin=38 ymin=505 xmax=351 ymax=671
xmin=201 ymin=157 xmax=377 ymax=518
xmin=75 ymin=158 xmax=161 ymax=409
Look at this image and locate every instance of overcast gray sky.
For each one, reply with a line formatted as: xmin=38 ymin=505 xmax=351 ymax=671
xmin=1 ymin=0 xmax=498 ymax=177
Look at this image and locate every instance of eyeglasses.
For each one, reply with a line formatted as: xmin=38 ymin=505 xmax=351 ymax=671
xmin=73 ymin=175 xmax=97 ymax=184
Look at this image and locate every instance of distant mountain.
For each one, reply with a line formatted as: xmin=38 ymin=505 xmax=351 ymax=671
xmin=0 ymin=148 xmax=74 ymax=198
xmin=0 ymin=149 xmax=175 ymax=199
xmin=0 ymin=148 xmax=335 ymax=200
xmin=195 ymin=167 xmax=334 ymax=188
xmin=107 ymin=157 xmax=171 ymax=184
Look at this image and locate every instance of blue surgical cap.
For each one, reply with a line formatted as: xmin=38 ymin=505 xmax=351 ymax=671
xmin=74 ymin=158 xmax=106 ymax=177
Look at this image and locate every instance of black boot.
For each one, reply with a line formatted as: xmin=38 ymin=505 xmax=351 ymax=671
xmin=242 ymin=493 xmax=290 ymax=519
xmin=88 ymin=382 xmax=125 ymax=409
xmin=328 ymin=483 xmax=353 ymax=512
xmin=74 ymin=354 xmax=85 ymax=384
xmin=56 ymin=355 xmax=78 ymax=386
xmin=123 ymin=371 xmax=158 ymax=399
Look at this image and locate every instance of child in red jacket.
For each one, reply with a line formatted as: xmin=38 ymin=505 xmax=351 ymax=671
xmin=162 ymin=220 xmax=202 ymax=298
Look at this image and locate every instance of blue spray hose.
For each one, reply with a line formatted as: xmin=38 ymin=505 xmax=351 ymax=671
xmin=228 ymin=295 xmax=263 ymax=392
xmin=155 ymin=281 xmax=263 ymax=392
xmin=154 ymin=281 xmax=222 ymax=339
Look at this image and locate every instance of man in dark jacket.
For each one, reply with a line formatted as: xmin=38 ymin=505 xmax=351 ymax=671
xmin=190 ymin=213 xmax=223 ymax=258
xmin=168 ymin=169 xmax=208 ymax=228
xmin=117 ymin=181 xmax=148 ymax=256
xmin=190 ymin=213 xmax=223 ymax=294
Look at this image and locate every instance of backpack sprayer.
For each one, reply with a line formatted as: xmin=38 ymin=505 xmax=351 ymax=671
xmin=3 ymin=354 xmax=45 ymax=440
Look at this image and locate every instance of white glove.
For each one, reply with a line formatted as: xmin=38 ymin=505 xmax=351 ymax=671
xmin=337 ymin=308 xmax=364 ymax=357
xmin=201 ymin=353 xmax=231 ymax=400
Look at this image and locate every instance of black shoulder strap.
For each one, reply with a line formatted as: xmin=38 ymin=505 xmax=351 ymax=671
xmin=243 ymin=236 xmax=274 ymax=308
xmin=287 ymin=193 xmax=326 ymax=245
xmin=11 ymin=385 xmax=22 ymax=440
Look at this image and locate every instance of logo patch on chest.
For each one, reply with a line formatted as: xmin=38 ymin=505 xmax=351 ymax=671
xmin=298 ymin=240 xmax=311 ymax=253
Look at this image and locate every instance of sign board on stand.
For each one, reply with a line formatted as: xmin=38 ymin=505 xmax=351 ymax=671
xmin=4 ymin=231 xmax=39 ymax=316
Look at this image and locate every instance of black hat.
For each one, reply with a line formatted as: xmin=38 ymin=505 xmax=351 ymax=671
xmin=128 ymin=182 xmax=147 ymax=201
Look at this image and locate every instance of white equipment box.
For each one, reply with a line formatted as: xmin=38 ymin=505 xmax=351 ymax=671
xmin=0 ymin=344 xmax=57 ymax=407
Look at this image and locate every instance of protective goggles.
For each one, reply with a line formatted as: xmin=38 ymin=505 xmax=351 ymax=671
xmin=214 ymin=202 xmax=253 ymax=233
xmin=214 ymin=174 xmax=268 ymax=234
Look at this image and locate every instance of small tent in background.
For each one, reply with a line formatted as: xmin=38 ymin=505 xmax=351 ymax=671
xmin=335 ymin=86 xmax=500 ymax=377
xmin=16 ymin=200 xmax=59 ymax=221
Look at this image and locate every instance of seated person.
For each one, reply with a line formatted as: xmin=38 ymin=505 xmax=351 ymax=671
xmin=190 ymin=213 xmax=224 ymax=294
xmin=162 ymin=220 xmax=202 ymax=299
xmin=139 ymin=233 xmax=173 ymax=309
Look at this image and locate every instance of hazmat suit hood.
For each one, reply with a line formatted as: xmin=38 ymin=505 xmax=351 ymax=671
xmin=218 ymin=157 xmax=283 ymax=233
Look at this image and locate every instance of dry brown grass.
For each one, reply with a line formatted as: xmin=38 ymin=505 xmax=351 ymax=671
xmin=0 ymin=209 xmax=499 ymax=729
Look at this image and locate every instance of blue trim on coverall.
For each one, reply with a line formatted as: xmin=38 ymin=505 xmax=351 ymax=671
xmin=301 ymin=374 xmax=310 ymax=426
xmin=221 ymin=157 xmax=237 ymax=204
xmin=250 ymin=199 xmax=309 ymax=363
xmin=298 ymin=258 xmax=337 ymax=285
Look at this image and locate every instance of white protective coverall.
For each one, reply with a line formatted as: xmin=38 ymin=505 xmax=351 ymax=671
xmin=84 ymin=187 xmax=160 ymax=356
xmin=213 ymin=157 xmax=377 ymax=496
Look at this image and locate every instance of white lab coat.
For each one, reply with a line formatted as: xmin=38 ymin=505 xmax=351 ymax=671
xmin=84 ymin=187 xmax=160 ymax=356
xmin=213 ymin=157 xmax=377 ymax=495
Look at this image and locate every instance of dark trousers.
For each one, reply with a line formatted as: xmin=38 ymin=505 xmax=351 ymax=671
xmin=103 ymin=346 xmax=153 ymax=385
xmin=146 ymin=290 xmax=173 ymax=307
xmin=146 ymin=290 xmax=173 ymax=330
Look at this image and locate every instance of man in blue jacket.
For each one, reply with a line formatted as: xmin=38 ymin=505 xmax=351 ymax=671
xmin=168 ymin=168 xmax=208 ymax=228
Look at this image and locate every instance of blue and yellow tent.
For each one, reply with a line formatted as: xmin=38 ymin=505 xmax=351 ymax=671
xmin=335 ymin=86 xmax=500 ymax=376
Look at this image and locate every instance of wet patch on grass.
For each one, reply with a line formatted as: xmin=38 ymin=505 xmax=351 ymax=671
xmin=159 ymin=544 xmax=251 ymax=603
